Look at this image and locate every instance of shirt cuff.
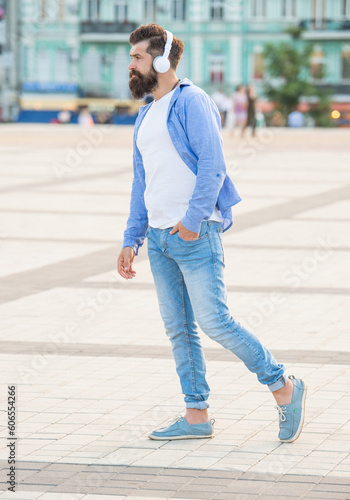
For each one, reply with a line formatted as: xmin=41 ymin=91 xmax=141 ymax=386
xmin=122 ymin=240 xmax=139 ymax=256
xmin=181 ymin=215 xmax=202 ymax=233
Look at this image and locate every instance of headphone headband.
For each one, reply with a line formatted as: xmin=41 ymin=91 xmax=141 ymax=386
xmin=153 ymin=29 xmax=174 ymax=73
xmin=163 ymin=30 xmax=173 ymax=59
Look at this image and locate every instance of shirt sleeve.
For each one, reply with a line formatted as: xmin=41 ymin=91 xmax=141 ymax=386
xmin=181 ymin=93 xmax=226 ymax=233
xmin=122 ymin=142 xmax=148 ymax=256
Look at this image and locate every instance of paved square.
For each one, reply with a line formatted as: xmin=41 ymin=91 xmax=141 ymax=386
xmin=0 ymin=125 xmax=349 ymax=499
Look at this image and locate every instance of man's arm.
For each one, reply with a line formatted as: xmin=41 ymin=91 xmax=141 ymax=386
xmin=122 ymin=134 xmax=148 ymax=250
xmin=118 ymin=140 xmax=148 ymax=279
xmin=181 ymin=93 xmax=226 ymax=233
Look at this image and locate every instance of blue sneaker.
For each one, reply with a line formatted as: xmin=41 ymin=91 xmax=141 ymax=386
xmin=276 ymin=375 xmax=307 ymax=443
xmin=148 ymin=415 xmax=215 ymax=441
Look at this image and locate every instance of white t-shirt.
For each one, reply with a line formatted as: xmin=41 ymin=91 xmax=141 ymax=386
xmin=137 ymin=89 xmax=222 ymax=229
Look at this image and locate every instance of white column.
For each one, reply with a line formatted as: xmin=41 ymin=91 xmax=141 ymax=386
xmin=191 ymin=36 xmax=203 ymax=84
xmin=229 ymin=35 xmax=242 ymax=85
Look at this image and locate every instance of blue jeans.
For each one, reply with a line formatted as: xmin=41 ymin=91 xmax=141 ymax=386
xmin=147 ymin=220 xmax=286 ymax=410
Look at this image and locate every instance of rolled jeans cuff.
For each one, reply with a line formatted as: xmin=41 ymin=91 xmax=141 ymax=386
xmin=186 ymin=401 xmax=210 ymax=410
xmin=268 ymin=374 xmax=288 ymax=392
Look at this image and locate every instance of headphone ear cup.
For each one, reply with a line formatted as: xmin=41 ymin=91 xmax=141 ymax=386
xmin=153 ymin=56 xmax=170 ymax=73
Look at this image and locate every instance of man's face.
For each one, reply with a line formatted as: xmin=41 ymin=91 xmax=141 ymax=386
xmin=128 ymin=40 xmax=158 ymax=100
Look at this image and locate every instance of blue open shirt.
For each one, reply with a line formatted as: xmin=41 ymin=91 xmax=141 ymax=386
xmin=123 ymin=78 xmax=241 ymax=255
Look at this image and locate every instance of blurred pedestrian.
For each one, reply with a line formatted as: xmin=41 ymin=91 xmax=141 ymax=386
xmin=288 ymin=109 xmax=305 ymax=128
xmin=212 ymin=89 xmax=230 ymax=128
xmin=57 ymin=110 xmax=71 ymax=124
xmin=271 ymin=110 xmax=286 ymax=127
xmin=243 ymin=85 xmax=257 ymax=137
xmin=231 ymin=84 xmax=248 ymax=137
xmin=78 ymin=107 xmax=94 ymax=127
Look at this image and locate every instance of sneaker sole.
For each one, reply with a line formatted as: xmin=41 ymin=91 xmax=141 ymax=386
xmin=148 ymin=433 xmax=214 ymax=441
xmin=280 ymin=382 xmax=308 ymax=443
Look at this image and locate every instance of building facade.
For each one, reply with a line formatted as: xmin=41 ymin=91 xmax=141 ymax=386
xmin=16 ymin=0 xmax=350 ymax=118
xmin=0 ymin=0 xmax=20 ymax=121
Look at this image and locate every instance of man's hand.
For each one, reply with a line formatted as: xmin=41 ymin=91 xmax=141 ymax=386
xmin=117 ymin=247 xmax=136 ymax=279
xmin=170 ymin=221 xmax=199 ymax=241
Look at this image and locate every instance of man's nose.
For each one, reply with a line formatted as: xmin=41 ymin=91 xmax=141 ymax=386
xmin=128 ymin=61 xmax=136 ymax=70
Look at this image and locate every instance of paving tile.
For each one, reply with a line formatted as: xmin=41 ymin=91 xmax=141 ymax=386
xmin=303 ymin=493 xmax=350 ymax=500
xmin=188 ymin=477 xmax=233 ymax=487
xmin=320 ymin=477 xmax=350 ymax=485
xmin=213 ymin=494 xmax=259 ymax=500
xmin=0 ymin=492 xmax=47 ymax=499
xmin=262 ymin=481 xmax=313 ymax=496
xmin=128 ymin=490 xmax=178 ymax=498
xmin=82 ymin=496 xmax=126 ymax=500
xmin=37 ymin=494 xmax=86 ymax=499
xmin=167 ymin=491 xmax=214 ymax=499
xmin=224 ymin=479 xmax=274 ymax=494
xmin=312 ymin=483 xmax=350 ymax=494
xmin=278 ymin=474 xmax=322 ymax=483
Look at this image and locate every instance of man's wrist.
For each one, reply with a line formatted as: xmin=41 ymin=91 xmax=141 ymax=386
xmin=122 ymin=241 xmax=138 ymax=255
xmin=181 ymin=215 xmax=202 ymax=234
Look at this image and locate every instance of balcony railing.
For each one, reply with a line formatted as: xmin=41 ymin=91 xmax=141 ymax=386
xmin=299 ymin=19 xmax=350 ymax=31
xmin=80 ymin=21 xmax=138 ymax=35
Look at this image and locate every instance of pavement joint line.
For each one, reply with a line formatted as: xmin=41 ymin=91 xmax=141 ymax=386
xmin=0 ymin=167 xmax=131 ymax=194
xmin=0 ymin=342 xmax=349 ymax=365
xmin=71 ymin=281 xmax=350 ymax=296
xmin=3 ymin=208 xmax=349 ymax=222
xmin=0 ymin=208 xmax=127 ymax=217
xmin=2 ymin=237 xmax=350 ymax=252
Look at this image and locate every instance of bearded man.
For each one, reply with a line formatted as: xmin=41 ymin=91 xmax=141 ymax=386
xmin=117 ymin=24 xmax=307 ymax=443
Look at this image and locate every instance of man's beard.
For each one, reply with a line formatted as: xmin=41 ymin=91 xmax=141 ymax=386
xmin=129 ymin=68 xmax=158 ymax=100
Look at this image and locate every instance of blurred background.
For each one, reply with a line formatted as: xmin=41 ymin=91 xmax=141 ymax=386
xmin=0 ymin=0 xmax=349 ymax=127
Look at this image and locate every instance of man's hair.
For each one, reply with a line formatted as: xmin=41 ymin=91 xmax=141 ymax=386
xmin=129 ymin=23 xmax=184 ymax=70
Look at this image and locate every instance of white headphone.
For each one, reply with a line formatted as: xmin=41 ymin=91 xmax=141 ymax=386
xmin=153 ymin=30 xmax=173 ymax=73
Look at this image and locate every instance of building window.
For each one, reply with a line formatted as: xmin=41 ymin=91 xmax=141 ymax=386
xmin=144 ymin=0 xmax=155 ymax=18
xmin=172 ymin=0 xmax=186 ymax=20
xmin=114 ymin=0 xmax=127 ymax=22
xmin=87 ymin=0 xmax=100 ymax=21
xmin=310 ymin=47 xmax=325 ymax=79
xmin=209 ymin=53 xmax=225 ymax=83
xmin=210 ymin=0 xmax=224 ymax=21
xmin=342 ymin=50 xmax=350 ymax=78
xmin=253 ymin=52 xmax=264 ymax=79
xmin=252 ymin=0 xmax=266 ymax=17
xmin=343 ymin=0 xmax=350 ymax=17
xmin=281 ymin=0 xmax=296 ymax=18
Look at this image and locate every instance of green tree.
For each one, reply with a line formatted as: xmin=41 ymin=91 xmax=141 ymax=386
xmin=263 ymin=38 xmax=333 ymax=126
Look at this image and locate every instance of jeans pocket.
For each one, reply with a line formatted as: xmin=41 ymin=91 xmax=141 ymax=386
xmin=177 ymin=228 xmax=208 ymax=243
xmin=178 ymin=233 xmax=201 ymax=243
